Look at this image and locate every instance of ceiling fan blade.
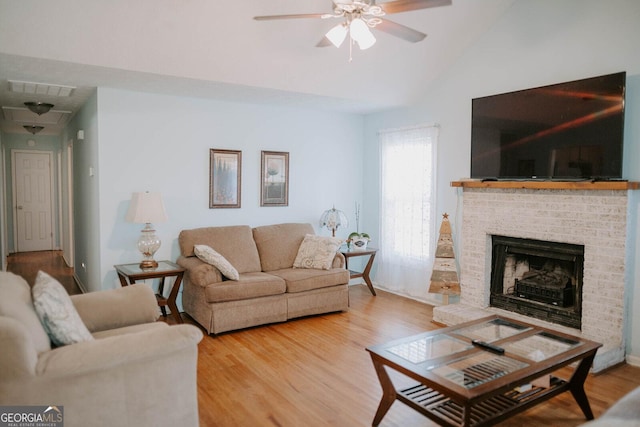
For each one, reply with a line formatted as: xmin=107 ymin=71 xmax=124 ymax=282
xmin=316 ymin=37 xmax=333 ymax=48
xmin=379 ymin=0 xmax=452 ymax=14
xmin=375 ymin=19 xmax=427 ymax=43
xmin=253 ymin=13 xmax=327 ymax=21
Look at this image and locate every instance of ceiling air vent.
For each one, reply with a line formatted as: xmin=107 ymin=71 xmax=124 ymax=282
xmin=8 ymin=80 xmax=75 ymax=97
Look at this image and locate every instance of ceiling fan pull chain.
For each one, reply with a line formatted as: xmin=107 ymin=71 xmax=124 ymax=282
xmin=349 ymin=37 xmax=353 ymax=62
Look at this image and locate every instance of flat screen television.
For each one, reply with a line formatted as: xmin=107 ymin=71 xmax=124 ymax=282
xmin=470 ymin=72 xmax=626 ymax=180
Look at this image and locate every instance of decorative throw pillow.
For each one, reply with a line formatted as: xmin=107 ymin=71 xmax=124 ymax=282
xmin=293 ymin=234 xmax=343 ymax=270
xmin=194 ymin=244 xmax=240 ymax=281
xmin=32 ymin=271 xmax=94 ymax=346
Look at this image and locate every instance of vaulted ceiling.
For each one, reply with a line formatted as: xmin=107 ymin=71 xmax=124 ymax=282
xmin=0 ymin=0 xmax=514 ymax=135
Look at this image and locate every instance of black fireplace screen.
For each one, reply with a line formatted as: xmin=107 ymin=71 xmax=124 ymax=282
xmin=490 ymin=235 xmax=584 ymax=329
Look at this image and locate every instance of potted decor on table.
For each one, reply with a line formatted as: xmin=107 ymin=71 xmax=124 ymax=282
xmin=348 ymin=232 xmax=370 ymax=251
xmin=347 ymin=202 xmax=370 ymax=251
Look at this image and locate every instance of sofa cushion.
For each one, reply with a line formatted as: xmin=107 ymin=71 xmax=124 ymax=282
xmin=269 ymin=268 xmax=350 ymax=293
xmin=204 ymin=272 xmax=286 ymax=303
xmin=293 ymin=234 xmax=343 ymax=270
xmin=194 ymin=244 xmax=239 ymax=280
xmin=32 ymin=271 xmax=94 ymax=346
xmin=92 ymin=321 xmax=168 ymax=340
xmin=253 ymin=223 xmax=315 ymax=272
xmin=0 ymin=272 xmax=52 ymax=354
xmin=178 ymin=225 xmax=262 ymax=273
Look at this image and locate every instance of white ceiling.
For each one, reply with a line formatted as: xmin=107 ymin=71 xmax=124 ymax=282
xmin=0 ymin=0 xmax=515 ymax=135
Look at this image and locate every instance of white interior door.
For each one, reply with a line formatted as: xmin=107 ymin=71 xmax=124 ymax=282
xmin=13 ymin=150 xmax=54 ymax=252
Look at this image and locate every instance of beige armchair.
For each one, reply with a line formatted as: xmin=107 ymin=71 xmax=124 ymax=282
xmin=0 ymin=272 xmax=203 ymax=427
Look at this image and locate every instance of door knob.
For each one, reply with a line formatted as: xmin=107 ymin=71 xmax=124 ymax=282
xmin=17 ymin=206 xmax=23 ymax=210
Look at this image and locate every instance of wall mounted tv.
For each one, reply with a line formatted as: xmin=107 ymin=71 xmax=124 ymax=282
xmin=470 ymin=72 xmax=626 ymax=180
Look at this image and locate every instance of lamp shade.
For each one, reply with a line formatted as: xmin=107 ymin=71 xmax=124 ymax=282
xmin=320 ymin=207 xmax=348 ymax=237
xmin=125 ymin=192 xmax=168 ymax=224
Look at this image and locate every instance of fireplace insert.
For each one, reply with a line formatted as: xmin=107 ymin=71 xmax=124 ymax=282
xmin=490 ymin=235 xmax=584 ymax=329
xmin=514 ymin=270 xmax=573 ymax=307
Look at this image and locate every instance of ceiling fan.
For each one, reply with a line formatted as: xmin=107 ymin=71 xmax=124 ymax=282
xmin=254 ymin=0 xmax=452 ymax=54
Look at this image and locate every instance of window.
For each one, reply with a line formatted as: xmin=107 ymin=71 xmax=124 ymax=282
xmin=377 ymin=125 xmax=438 ymax=299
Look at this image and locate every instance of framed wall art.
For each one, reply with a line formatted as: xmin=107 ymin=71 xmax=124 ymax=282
xmin=260 ymin=151 xmax=289 ymax=206
xmin=209 ymin=149 xmax=241 ymax=208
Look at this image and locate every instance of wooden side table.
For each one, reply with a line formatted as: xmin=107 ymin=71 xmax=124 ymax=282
xmin=115 ymin=260 xmax=185 ymax=324
xmin=341 ymin=248 xmax=377 ymax=296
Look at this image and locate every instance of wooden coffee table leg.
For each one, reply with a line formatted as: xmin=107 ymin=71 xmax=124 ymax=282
xmin=568 ymin=351 xmax=597 ymax=420
xmin=370 ymin=355 xmax=397 ymax=426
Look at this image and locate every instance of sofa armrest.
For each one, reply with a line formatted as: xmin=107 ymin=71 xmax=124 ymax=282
xmin=36 ymin=324 xmax=203 ymax=377
xmin=0 ymin=317 xmax=38 ymax=380
xmin=71 ymin=284 xmax=159 ymax=333
xmin=332 ymin=252 xmax=346 ymax=269
xmin=177 ymin=255 xmax=223 ymax=286
xmin=580 ymin=386 xmax=640 ymax=426
xmin=603 ymin=386 xmax=640 ymax=418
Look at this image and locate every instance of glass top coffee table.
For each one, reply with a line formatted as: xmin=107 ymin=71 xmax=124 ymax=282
xmin=366 ymin=315 xmax=602 ymax=426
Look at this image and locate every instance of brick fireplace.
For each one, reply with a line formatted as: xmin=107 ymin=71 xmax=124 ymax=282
xmin=433 ymin=181 xmax=638 ymax=372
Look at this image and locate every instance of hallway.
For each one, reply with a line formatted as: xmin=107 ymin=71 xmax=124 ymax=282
xmin=6 ymin=250 xmax=81 ymax=295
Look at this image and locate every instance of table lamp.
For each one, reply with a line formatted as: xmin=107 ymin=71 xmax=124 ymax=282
xmin=319 ymin=206 xmax=348 ymax=237
xmin=125 ymin=191 xmax=168 ymax=269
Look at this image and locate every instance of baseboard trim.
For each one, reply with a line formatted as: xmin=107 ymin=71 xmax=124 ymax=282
xmin=62 ymin=254 xmax=73 ymax=268
xmin=73 ymin=273 xmax=88 ymax=294
xmin=626 ymin=353 xmax=640 ymax=367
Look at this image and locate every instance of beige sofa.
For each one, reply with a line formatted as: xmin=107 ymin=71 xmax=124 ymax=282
xmin=580 ymin=386 xmax=640 ymax=426
xmin=177 ymin=222 xmax=350 ymax=334
xmin=0 ymin=271 xmax=203 ymax=427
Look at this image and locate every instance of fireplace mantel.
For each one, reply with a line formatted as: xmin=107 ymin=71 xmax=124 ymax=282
xmin=451 ymin=180 xmax=640 ymax=190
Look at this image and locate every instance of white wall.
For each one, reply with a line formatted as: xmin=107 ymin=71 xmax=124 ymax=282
xmin=93 ymin=88 xmax=364 ymax=290
xmin=0 ymin=132 xmax=5 ymax=269
xmin=67 ymin=92 xmax=101 ymax=291
xmin=627 ymin=75 xmax=640 ymax=364
xmin=363 ymin=0 xmax=640 ymax=357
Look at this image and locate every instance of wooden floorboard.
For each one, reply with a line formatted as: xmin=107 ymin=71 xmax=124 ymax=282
xmin=169 ymin=285 xmax=640 ymax=427
xmin=6 ymin=252 xmax=640 ymax=426
xmin=6 ymin=250 xmax=81 ymax=295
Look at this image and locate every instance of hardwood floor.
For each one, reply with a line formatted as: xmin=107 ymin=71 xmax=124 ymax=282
xmin=6 ymin=252 xmax=639 ymax=426
xmin=167 ymin=285 xmax=640 ymax=427
xmin=6 ymin=250 xmax=81 ymax=294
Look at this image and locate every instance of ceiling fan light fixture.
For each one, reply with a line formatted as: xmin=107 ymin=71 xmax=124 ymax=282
xmin=254 ymin=0 xmax=451 ymax=58
xmin=326 ymin=23 xmax=348 ymax=48
xmin=23 ymin=125 xmax=44 ymax=135
xmin=350 ymin=18 xmax=376 ymax=50
xmin=368 ymin=5 xmax=383 ymax=15
xmin=24 ymin=101 xmax=54 ymax=115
